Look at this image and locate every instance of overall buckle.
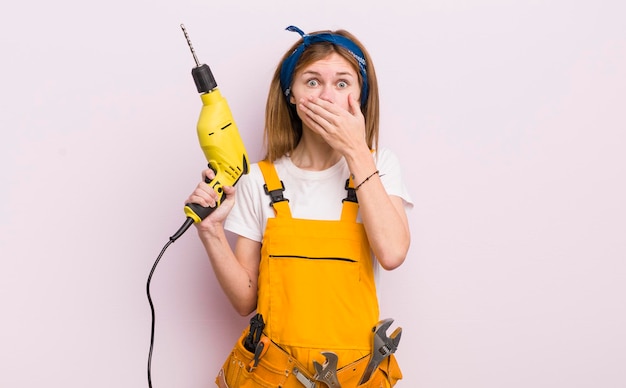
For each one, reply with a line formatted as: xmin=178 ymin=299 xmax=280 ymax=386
xmin=343 ymin=178 xmax=358 ymax=203
xmin=264 ymin=181 xmax=289 ymax=206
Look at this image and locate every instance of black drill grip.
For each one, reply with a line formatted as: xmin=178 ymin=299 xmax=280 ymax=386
xmin=184 ymin=163 xmax=224 ymax=221
xmin=185 ymin=190 xmax=225 ymax=221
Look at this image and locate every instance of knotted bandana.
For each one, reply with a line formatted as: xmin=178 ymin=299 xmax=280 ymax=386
xmin=279 ymin=25 xmax=369 ymax=106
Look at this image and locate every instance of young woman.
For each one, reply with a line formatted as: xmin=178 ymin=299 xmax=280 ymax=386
xmin=186 ymin=25 xmax=413 ymax=387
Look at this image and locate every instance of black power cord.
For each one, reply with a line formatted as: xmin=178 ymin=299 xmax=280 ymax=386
xmin=146 ymin=217 xmax=194 ymax=388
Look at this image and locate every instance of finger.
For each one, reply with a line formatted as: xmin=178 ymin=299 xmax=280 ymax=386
xmin=187 ymin=192 xmax=211 ymax=208
xmin=299 ymin=99 xmax=333 ymax=131
xmin=221 ymin=185 xmax=236 ymax=204
xmin=347 ymin=93 xmax=361 ymax=116
xmin=306 ymin=96 xmax=345 ymax=118
xmin=302 ymin=97 xmax=338 ymax=126
xmin=203 ymin=168 xmax=216 ymax=181
xmin=300 ymin=97 xmax=332 ymax=120
xmin=190 ymin=183 xmax=219 ymax=206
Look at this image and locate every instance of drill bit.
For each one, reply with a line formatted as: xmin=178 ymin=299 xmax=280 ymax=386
xmin=180 ymin=24 xmax=201 ymax=67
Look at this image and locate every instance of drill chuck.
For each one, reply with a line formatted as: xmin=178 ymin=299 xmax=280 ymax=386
xmin=192 ymin=64 xmax=217 ymax=94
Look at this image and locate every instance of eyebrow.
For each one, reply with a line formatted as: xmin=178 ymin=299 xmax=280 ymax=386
xmin=301 ymin=70 xmax=356 ymax=77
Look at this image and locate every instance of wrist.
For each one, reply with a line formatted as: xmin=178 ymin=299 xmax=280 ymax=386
xmin=355 ymin=170 xmax=379 ymax=190
xmin=196 ymin=221 xmax=225 ymax=241
xmin=345 ymin=147 xmax=376 ymax=183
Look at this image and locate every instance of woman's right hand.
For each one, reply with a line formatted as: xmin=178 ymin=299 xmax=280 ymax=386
xmin=185 ymin=168 xmax=236 ymax=232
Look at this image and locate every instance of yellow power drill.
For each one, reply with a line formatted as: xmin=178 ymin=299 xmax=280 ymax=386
xmin=170 ymin=24 xmax=249 ymax=242
xmin=147 ymin=25 xmax=250 ymax=388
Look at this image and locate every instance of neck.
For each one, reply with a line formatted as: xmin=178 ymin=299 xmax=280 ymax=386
xmin=290 ymin=132 xmax=341 ymax=171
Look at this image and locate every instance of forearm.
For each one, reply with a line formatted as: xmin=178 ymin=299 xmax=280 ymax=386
xmin=345 ymin=148 xmax=411 ymax=270
xmin=197 ymin=227 xmax=258 ymax=315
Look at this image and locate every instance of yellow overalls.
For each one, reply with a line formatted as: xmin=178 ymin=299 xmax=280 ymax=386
xmin=216 ymin=160 xmax=402 ymax=387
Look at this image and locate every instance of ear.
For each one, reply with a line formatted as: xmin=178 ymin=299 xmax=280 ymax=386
xmin=289 ymin=93 xmax=296 ymax=105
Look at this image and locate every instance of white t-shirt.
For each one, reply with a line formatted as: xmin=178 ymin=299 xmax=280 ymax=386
xmin=224 ymin=147 xmax=413 ymax=242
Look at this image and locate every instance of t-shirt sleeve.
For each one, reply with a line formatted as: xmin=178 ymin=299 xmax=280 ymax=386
xmin=223 ymin=164 xmax=266 ymax=242
xmin=376 ymin=148 xmax=414 ymax=209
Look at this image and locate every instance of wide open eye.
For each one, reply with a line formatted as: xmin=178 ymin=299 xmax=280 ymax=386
xmin=337 ymin=80 xmax=348 ymax=89
xmin=307 ymin=79 xmax=319 ymax=87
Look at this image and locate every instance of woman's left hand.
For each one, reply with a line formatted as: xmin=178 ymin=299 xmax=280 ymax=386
xmin=298 ymin=94 xmax=367 ymax=155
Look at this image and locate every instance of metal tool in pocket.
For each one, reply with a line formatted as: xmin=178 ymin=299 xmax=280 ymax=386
xmin=358 ymin=318 xmax=402 ymax=385
xmin=313 ymin=351 xmax=341 ymax=387
xmin=294 ymin=351 xmax=341 ymax=388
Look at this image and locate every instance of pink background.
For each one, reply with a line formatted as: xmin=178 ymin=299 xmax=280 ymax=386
xmin=1 ymin=0 xmax=625 ymax=387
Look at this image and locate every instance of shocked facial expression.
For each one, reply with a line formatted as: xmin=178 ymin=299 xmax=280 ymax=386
xmin=289 ymin=52 xmax=361 ymax=111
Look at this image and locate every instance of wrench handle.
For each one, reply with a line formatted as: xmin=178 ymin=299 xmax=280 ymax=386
xmin=358 ymin=362 xmax=377 ymax=386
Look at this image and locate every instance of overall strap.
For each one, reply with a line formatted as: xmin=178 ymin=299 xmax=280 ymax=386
xmin=257 ymin=160 xmax=292 ymax=218
xmin=341 ymin=176 xmax=359 ymax=222
xmin=341 ymin=149 xmax=375 ymax=222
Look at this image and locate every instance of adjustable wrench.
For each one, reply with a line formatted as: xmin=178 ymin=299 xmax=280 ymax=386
xmin=358 ymin=318 xmax=402 ymax=385
xmin=313 ymin=351 xmax=341 ymax=387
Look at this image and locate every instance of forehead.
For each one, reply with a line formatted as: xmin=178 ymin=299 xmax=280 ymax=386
xmin=298 ymin=52 xmax=357 ymax=76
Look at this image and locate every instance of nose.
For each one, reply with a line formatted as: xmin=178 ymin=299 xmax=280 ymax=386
xmin=318 ymin=85 xmax=336 ymax=103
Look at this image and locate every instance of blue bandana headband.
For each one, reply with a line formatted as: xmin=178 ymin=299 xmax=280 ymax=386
xmin=279 ymin=25 xmax=369 ymax=107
